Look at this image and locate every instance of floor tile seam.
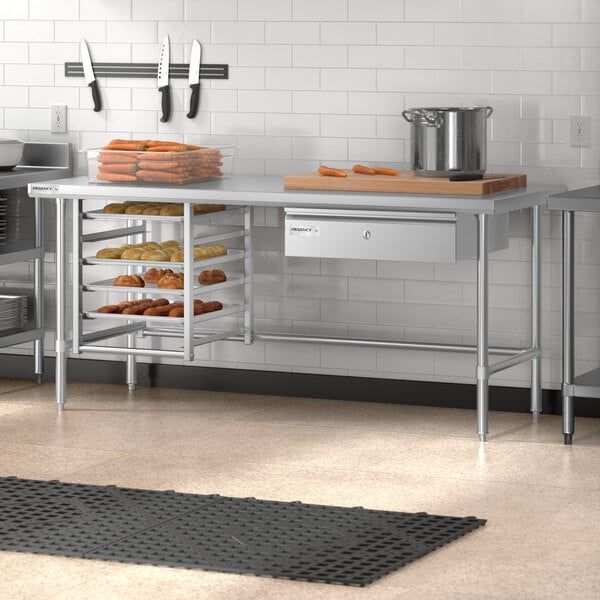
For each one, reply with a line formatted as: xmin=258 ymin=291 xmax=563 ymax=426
xmin=0 ymin=440 xmax=130 ymax=458
xmin=79 ymin=496 xmax=227 ymax=558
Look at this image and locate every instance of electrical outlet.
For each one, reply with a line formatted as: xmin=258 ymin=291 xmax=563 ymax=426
xmin=570 ymin=115 xmax=590 ymax=147
xmin=51 ymin=104 xmax=67 ymax=134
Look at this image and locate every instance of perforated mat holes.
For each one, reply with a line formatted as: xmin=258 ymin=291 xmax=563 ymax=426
xmin=0 ymin=477 xmax=485 ymax=586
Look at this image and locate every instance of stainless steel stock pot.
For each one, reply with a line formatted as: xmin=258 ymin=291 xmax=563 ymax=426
xmin=402 ymin=106 xmax=493 ymax=180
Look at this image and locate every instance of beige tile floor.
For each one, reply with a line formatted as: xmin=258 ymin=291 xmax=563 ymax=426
xmin=0 ymin=378 xmax=599 ymax=599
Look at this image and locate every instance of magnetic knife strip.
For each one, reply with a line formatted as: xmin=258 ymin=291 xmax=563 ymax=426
xmin=65 ymin=62 xmax=229 ymax=79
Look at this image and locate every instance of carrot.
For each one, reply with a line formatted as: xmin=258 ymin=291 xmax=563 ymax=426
xmin=144 ymin=140 xmax=182 ymax=147
xmin=109 ymin=139 xmax=152 ymax=146
xmin=96 ymin=172 xmax=138 ymax=182
xmin=318 ymin=165 xmax=347 ymax=178
xmin=137 ymin=161 xmax=180 ymax=171
xmin=352 ymin=164 xmax=376 ymax=175
xmin=373 ymin=166 xmax=400 ymax=176
xmin=98 ymin=163 xmax=139 ymax=174
xmin=97 ymin=152 xmax=139 ymax=164
xmin=102 ymin=143 xmax=146 ymax=151
xmin=136 ymin=170 xmax=186 ymax=184
xmin=146 ymin=144 xmax=189 ymax=153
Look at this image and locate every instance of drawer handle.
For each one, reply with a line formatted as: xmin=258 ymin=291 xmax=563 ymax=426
xmin=362 ymin=230 xmax=372 ymax=240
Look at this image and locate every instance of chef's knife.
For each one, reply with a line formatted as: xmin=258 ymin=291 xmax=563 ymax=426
xmin=186 ymin=40 xmax=202 ymax=119
xmin=80 ymin=39 xmax=101 ymax=112
xmin=157 ymin=34 xmax=171 ymax=123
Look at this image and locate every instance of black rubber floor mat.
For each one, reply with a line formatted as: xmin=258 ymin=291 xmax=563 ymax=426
xmin=0 ymin=476 xmax=485 ymax=586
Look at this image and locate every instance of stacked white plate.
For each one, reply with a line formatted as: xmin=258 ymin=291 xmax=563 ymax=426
xmin=0 ymin=197 xmax=6 ymax=242
xmin=0 ymin=295 xmax=27 ymax=331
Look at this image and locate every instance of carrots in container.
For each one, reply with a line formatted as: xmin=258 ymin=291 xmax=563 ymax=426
xmin=318 ymin=165 xmax=347 ymax=178
xmin=352 ymin=164 xmax=376 ymax=175
xmin=97 ymin=152 xmax=139 ymax=164
xmin=98 ymin=163 xmax=138 ymax=174
xmin=102 ymin=143 xmax=147 ymax=151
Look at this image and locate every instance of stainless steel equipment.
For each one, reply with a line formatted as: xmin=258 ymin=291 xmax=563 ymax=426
xmin=402 ymin=106 xmax=493 ymax=180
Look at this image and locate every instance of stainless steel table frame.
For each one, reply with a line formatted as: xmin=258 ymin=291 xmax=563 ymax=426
xmin=549 ymin=185 xmax=600 ymax=444
xmin=30 ymin=176 xmax=561 ymax=441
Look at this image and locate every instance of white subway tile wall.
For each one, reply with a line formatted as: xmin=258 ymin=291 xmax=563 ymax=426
xmin=2 ymin=0 xmax=599 ymax=389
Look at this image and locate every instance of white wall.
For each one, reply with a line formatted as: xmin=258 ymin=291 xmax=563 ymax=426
xmin=1 ymin=0 xmax=600 ymax=389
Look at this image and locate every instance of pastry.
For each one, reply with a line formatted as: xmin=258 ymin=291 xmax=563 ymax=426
xmin=95 ymin=247 xmax=123 ymax=259
xmin=124 ymin=204 xmax=148 ymax=215
xmin=140 ymin=250 xmax=170 ymax=262
xmin=102 ymin=203 xmax=126 ymax=214
xmin=113 ymin=274 xmax=145 ymax=287
xmin=169 ymin=300 xmax=223 ymax=318
xmin=143 ymin=267 xmax=175 ymax=283
xmin=160 ymin=240 xmax=181 ymax=250
xmin=193 ymin=204 xmax=225 ymax=214
xmin=170 ymin=250 xmax=184 ymax=262
xmin=157 ymin=273 xmax=184 ymax=289
xmin=122 ymin=300 xmax=155 ymax=315
xmin=198 ymin=269 xmax=226 ymax=285
xmin=142 ymin=206 xmax=163 ymax=215
xmin=120 ymin=248 xmax=145 ymax=260
xmin=119 ymin=244 xmax=135 ymax=251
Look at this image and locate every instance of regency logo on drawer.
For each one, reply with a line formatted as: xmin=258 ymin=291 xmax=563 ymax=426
xmin=289 ymin=224 xmax=320 ymax=236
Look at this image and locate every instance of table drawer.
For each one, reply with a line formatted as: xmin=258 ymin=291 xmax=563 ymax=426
xmin=284 ymin=209 xmax=508 ymax=263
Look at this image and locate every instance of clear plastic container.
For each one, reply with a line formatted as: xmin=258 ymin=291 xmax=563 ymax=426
xmin=86 ymin=145 xmax=234 ymax=185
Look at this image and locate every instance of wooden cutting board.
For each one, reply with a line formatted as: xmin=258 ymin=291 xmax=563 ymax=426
xmin=283 ymin=171 xmax=527 ymax=196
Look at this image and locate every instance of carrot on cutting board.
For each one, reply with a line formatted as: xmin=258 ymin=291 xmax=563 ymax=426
xmin=352 ymin=164 xmax=376 ymax=175
xmin=373 ymin=166 xmax=400 ymax=176
xmin=318 ymin=165 xmax=347 ymax=178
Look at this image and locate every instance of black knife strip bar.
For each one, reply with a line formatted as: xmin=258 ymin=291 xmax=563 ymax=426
xmin=65 ymin=62 xmax=228 ymax=79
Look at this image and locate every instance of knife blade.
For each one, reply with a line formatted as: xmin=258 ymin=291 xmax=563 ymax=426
xmin=80 ymin=39 xmax=101 ymax=112
xmin=186 ymin=40 xmax=202 ymax=119
xmin=157 ymin=34 xmax=171 ymax=123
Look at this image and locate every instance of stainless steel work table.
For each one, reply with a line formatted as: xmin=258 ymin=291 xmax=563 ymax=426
xmin=548 ymin=185 xmax=600 ymax=444
xmin=29 ymin=176 xmax=561 ymax=441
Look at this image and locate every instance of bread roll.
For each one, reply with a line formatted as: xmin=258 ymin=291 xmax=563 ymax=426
xmin=96 ymin=247 xmax=123 ymax=259
xmin=120 ymin=248 xmax=145 ymax=260
xmin=144 ymin=302 xmax=182 ymax=316
xmin=142 ymin=206 xmax=162 ymax=215
xmin=124 ymin=205 xmax=148 ymax=215
xmin=137 ymin=241 xmax=162 ymax=250
xmin=170 ymin=250 xmax=184 ymax=263
xmin=160 ymin=204 xmax=184 ymax=216
xmin=193 ymin=244 xmax=227 ymax=259
xmin=160 ymin=240 xmax=181 ymax=250
xmin=157 ymin=273 xmax=184 ymax=289
xmin=198 ymin=269 xmax=227 ymax=285
xmin=102 ymin=203 xmax=126 ymax=214
xmin=140 ymin=250 xmax=170 ymax=262
xmin=143 ymin=267 xmax=174 ymax=283
xmin=97 ymin=304 xmax=120 ymax=313
xmin=113 ymin=274 xmax=145 ymax=287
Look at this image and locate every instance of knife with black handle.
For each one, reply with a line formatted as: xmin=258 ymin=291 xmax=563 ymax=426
xmin=187 ymin=40 xmax=202 ymax=119
xmin=157 ymin=35 xmax=171 ymax=123
xmin=81 ymin=39 xmax=101 ymax=112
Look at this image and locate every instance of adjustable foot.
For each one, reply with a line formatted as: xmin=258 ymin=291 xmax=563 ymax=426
xmin=35 ymin=374 xmax=43 ymax=385
xmin=128 ymin=383 xmax=136 ymax=393
xmin=564 ymin=433 xmax=573 ymax=445
xmin=532 ymin=410 xmax=540 ymax=421
xmin=478 ymin=433 xmax=487 ymax=442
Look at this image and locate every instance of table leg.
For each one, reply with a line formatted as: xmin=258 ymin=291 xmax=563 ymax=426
xmin=55 ymin=196 xmax=67 ymax=409
xmin=562 ymin=211 xmax=575 ymax=444
xmin=477 ymin=213 xmax=489 ymax=442
xmin=33 ymin=197 xmax=44 ymax=384
xmin=530 ymin=204 xmax=542 ymax=419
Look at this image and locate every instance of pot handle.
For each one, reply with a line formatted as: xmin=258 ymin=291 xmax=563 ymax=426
xmin=402 ymin=109 xmax=441 ymax=127
xmin=485 ymin=106 xmax=493 ymax=118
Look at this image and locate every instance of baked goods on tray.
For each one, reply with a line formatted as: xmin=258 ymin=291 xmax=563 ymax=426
xmin=101 ymin=201 xmax=226 ymax=214
xmin=95 ymin=297 xmax=223 ymax=318
xmin=112 ymin=274 xmax=145 ymax=287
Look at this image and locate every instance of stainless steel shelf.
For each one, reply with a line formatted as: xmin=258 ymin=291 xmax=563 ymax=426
xmin=572 ymin=367 xmax=600 ymax=398
xmin=0 ymin=243 xmax=43 ymax=265
xmin=83 ymin=274 xmax=244 ymax=296
xmin=0 ymin=326 xmax=44 ymax=349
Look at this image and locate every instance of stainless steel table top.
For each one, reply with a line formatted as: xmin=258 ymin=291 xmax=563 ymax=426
xmin=548 ymin=184 xmax=600 ymax=212
xmin=29 ymin=175 xmax=562 ymax=215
